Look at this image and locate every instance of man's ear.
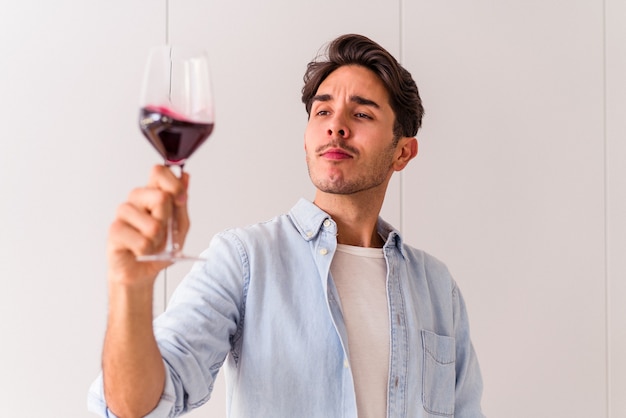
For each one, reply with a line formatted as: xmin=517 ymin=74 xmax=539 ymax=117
xmin=393 ymin=137 xmax=418 ymax=171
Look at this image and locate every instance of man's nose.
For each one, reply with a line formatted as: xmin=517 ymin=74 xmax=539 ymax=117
xmin=327 ymin=114 xmax=350 ymax=138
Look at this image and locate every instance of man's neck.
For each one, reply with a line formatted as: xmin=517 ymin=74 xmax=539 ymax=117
xmin=313 ymin=190 xmax=386 ymax=248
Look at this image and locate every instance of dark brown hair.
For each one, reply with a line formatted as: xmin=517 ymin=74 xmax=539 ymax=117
xmin=302 ymin=34 xmax=424 ymax=139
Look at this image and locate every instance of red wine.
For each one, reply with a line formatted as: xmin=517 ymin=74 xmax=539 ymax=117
xmin=139 ymin=106 xmax=214 ymax=165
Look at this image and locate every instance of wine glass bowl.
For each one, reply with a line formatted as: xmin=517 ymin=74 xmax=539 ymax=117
xmin=137 ymin=45 xmax=214 ymax=262
xmin=139 ymin=105 xmax=214 ymax=167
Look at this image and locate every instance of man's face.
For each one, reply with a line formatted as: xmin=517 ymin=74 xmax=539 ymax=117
xmin=304 ymin=65 xmax=399 ymax=195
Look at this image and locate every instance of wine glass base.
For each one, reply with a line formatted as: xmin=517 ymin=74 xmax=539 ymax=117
xmin=136 ymin=251 xmax=205 ymax=263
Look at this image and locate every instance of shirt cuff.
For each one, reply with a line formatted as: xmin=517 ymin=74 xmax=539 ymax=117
xmin=87 ymin=361 xmax=177 ymax=417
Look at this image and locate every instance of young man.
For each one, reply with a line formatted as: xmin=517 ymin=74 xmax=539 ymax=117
xmin=89 ymin=34 xmax=484 ymax=418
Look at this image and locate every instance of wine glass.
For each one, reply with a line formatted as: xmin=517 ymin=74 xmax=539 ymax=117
xmin=137 ymin=45 xmax=215 ymax=262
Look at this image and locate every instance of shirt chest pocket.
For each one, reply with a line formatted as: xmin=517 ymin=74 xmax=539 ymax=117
xmin=421 ymin=330 xmax=456 ymax=417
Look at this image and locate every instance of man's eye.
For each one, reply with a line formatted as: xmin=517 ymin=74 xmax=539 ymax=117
xmin=316 ymin=110 xmax=330 ymax=116
xmin=355 ymin=112 xmax=371 ymax=119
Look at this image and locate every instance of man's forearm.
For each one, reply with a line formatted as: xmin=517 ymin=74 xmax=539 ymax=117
xmin=102 ymin=282 xmax=165 ymax=418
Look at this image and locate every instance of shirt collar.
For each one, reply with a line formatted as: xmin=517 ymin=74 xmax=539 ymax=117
xmin=289 ymin=198 xmax=332 ymax=241
xmin=377 ymin=217 xmax=408 ymax=259
xmin=289 ymin=198 xmax=407 ymax=258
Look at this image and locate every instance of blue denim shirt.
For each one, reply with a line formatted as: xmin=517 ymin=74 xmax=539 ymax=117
xmin=89 ymin=198 xmax=484 ymax=417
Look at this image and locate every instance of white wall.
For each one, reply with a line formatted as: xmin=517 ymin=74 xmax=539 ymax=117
xmin=0 ymin=2 xmax=164 ymax=416
xmin=607 ymin=0 xmax=626 ymax=416
xmin=0 ymin=1 xmax=623 ymax=417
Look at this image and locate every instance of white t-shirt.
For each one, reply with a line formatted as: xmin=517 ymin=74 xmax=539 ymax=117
xmin=330 ymin=244 xmax=389 ymax=418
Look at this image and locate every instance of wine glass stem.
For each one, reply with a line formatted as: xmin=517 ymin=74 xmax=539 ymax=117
xmin=166 ymin=163 xmax=184 ymax=255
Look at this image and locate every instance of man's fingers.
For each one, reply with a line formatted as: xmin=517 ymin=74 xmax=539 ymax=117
xmin=126 ymin=186 xmax=173 ymax=222
xmin=107 ymin=219 xmax=170 ymax=284
xmin=107 ymin=165 xmax=191 ymax=264
xmin=147 ymin=165 xmax=188 ymax=204
xmin=115 ymin=202 xmax=167 ymax=252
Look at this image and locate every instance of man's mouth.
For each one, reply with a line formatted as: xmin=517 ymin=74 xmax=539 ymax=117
xmin=320 ymin=148 xmax=353 ymax=160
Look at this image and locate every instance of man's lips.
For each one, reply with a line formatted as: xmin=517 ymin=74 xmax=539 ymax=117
xmin=319 ymin=147 xmax=354 ymax=160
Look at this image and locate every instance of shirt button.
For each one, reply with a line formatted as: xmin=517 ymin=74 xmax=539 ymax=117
xmin=319 ymin=248 xmax=328 ymax=255
xmin=306 ymin=231 xmax=313 ymax=237
xmin=344 ymin=359 xmax=349 ymax=368
xmin=323 ymin=219 xmax=331 ymax=228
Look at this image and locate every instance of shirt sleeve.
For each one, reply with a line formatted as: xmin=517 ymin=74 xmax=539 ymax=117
xmin=153 ymin=231 xmax=246 ymax=413
xmin=87 ymin=231 xmax=247 ymax=417
xmin=452 ymin=282 xmax=486 ymax=418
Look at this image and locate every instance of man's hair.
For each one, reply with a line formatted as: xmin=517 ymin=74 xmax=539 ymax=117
xmin=302 ymin=34 xmax=424 ymax=139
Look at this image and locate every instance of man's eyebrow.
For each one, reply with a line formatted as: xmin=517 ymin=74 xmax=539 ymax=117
xmin=350 ymin=95 xmax=380 ymax=108
xmin=312 ymin=94 xmax=332 ymax=103
xmin=311 ymin=94 xmax=380 ymax=109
